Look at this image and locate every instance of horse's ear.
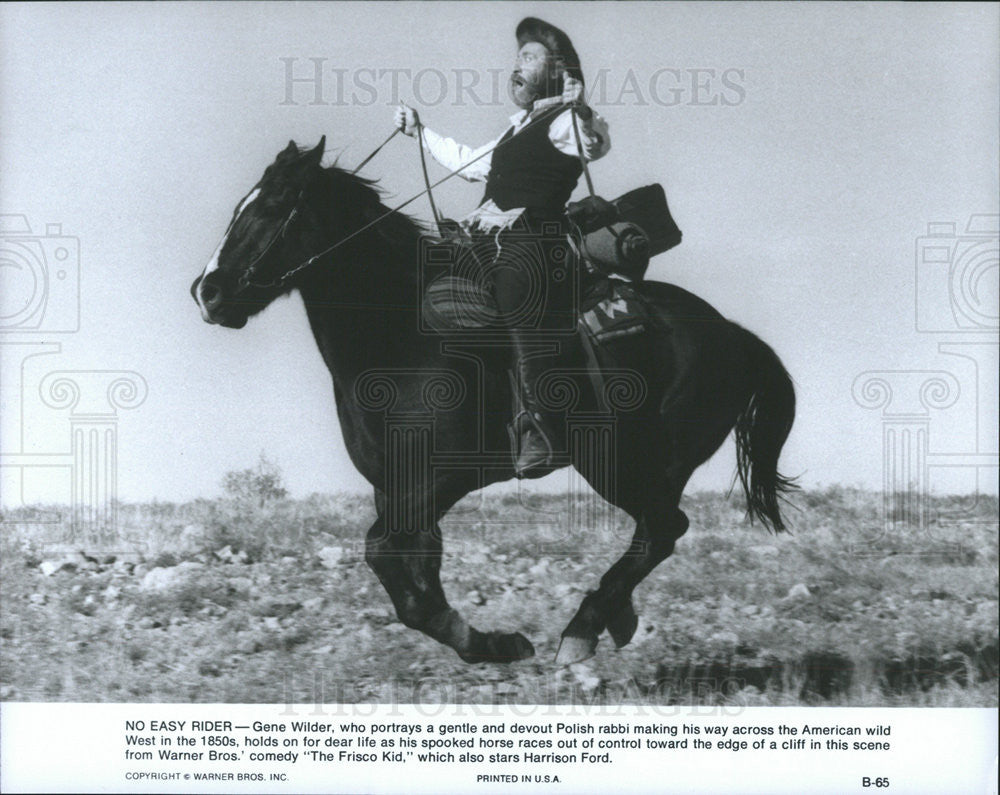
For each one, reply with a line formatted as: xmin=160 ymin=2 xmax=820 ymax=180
xmin=277 ymin=140 xmax=299 ymax=164
xmin=304 ymin=135 xmax=326 ymax=166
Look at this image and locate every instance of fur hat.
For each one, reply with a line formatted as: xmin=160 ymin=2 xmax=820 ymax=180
xmin=516 ymin=17 xmax=583 ymax=85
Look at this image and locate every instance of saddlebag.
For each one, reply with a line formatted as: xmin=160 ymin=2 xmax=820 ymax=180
xmin=567 ymin=183 xmax=682 ymax=282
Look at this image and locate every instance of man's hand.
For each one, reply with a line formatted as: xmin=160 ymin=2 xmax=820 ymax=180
xmin=394 ymin=104 xmax=420 ymax=137
xmin=562 ymin=75 xmax=592 ymax=121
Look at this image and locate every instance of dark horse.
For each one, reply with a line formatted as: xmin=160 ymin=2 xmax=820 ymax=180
xmin=191 ymin=137 xmax=796 ymax=665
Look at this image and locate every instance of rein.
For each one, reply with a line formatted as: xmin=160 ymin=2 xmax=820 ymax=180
xmin=351 ymin=127 xmax=402 ymax=176
xmin=417 ymin=121 xmax=445 ymax=233
xmin=237 ymin=101 xmax=573 ymax=291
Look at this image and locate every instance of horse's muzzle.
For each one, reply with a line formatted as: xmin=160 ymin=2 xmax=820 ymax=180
xmin=191 ymin=274 xmax=247 ymax=328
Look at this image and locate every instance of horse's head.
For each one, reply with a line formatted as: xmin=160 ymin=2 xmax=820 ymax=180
xmin=191 ymin=137 xmax=327 ymax=328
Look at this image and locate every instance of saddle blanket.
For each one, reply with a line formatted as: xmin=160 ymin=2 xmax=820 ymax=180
xmin=578 ymin=279 xmax=652 ymax=345
xmin=421 ymin=273 xmax=652 ymax=348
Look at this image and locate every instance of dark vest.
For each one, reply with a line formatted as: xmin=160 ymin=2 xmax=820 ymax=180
xmin=482 ymin=112 xmax=583 ymax=213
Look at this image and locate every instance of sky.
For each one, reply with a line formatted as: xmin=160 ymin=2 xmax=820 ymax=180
xmin=1 ymin=2 xmax=997 ymax=506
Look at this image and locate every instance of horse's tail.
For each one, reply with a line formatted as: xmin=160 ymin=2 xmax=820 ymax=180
xmin=733 ymin=330 xmax=798 ymax=532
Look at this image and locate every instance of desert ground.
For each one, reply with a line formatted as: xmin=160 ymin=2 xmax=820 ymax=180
xmin=2 ymin=480 xmax=996 ymax=707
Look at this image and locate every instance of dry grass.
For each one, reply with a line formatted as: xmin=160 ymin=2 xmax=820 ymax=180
xmin=1 ymin=487 xmax=996 ymax=705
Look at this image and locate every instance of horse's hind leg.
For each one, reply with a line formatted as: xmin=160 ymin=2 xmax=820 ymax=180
xmin=364 ymin=488 xmax=535 ymax=664
xmin=557 ymin=483 xmax=689 ymax=666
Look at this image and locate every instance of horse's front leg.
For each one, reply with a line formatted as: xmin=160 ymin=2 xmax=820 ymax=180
xmin=364 ymin=489 xmax=535 ymax=664
xmin=557 ymin=496 xmax=689 ymax=666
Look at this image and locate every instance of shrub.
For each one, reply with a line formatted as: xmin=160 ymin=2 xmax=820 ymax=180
xmin=221 ymin=453 xmax=288 ymax=509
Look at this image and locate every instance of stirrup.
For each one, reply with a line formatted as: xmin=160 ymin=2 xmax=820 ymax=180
xmin=508 ymin=408 xmax=555 ymax=476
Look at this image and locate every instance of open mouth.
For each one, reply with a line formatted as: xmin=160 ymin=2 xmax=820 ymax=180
xmin=510 ymin=73 xmax=526 ymax=89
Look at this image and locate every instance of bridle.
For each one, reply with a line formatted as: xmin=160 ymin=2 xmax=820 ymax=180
xmin=236 ymin=189 xmax=309 ymax=291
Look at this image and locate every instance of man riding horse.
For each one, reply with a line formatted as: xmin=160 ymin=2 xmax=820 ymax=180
xmin=395 ymin=17 xmax=611 ymax=478
xmin=192 ymin=20 xmax=795 ymax=663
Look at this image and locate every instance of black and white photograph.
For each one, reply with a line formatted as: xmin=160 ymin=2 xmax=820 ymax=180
xmin=1 ymin=3 xmax=997 ymax=793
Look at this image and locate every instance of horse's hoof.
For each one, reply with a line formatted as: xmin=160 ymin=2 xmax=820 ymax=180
xmin=606 ymin=607 xmax=639 ymax=649
xmin=555 ymin=634 xmax=598 ymax=666
xmin=507 ymin=632 xmax=536 ymax=661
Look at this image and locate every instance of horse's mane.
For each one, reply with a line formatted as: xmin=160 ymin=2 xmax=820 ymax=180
xmin=317 ymin=157 xmax=429 ymax=263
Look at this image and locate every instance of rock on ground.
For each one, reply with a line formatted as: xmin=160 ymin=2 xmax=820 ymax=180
xmin=139 ymin=562 xmax=206 ymax=593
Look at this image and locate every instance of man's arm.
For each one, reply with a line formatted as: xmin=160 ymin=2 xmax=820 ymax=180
xmin=550 ymin=76 xmax=610 ymax=161
xmin=548 ymin=108 xmax=611 ymax=162
xmin=420 ymin=128 xmax=497 ymax=183
xmin=394 ymin=104 xmax=495 ymax=182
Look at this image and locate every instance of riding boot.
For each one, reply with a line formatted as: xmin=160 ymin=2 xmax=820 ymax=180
xmin=507 ymin=330 xmax=559 ymax=478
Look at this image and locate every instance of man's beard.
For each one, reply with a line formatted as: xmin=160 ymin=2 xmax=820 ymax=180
xmin=509 ymin=71 xmax=559 ymax=109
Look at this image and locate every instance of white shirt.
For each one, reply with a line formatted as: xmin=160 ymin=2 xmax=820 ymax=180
xmin=420 ymin=96 xmax=611 ymax=231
